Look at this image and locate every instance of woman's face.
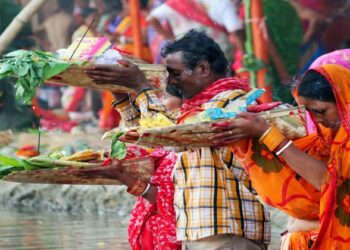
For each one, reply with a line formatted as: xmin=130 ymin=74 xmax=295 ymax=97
xmin=299 ymin=96 xmax=340 ymax=131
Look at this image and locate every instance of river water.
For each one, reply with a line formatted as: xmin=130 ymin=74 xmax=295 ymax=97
xmin=0 ymin=205 xmax=284 ymax=250
xmin=0 ymin=207 xmax=130 ymax=250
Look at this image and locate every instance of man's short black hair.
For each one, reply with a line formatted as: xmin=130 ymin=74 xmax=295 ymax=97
xmin=161 ymin=29 xmax=229 ymax=76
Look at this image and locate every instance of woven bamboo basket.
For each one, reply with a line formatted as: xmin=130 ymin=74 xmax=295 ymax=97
xmin=121 ymin=106 xmax=308 ymax=148
xmin=3 ymin=157 xmax=155 ymax=185
xmin=46 ymin=63 xmax=167 ymax=93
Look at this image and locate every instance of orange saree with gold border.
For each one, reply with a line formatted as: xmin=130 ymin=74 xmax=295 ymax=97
xmin=231 ymin=64 xmax=350 ymax=249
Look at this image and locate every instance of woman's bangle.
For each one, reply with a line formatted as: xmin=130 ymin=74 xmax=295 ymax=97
xmin=140 ymin=183 xmax=151 ymax=197
xmin=260 ymin=126 xmax=286 ymax=152
xmin=275 ymin=140 xmax=293 ymax=156
xmin=258 ymin=126 xmax=273 ymax=143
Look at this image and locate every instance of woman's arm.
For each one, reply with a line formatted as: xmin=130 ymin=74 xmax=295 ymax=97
xmin=288 ymin=0 xmax=324 ymax=44
xmin=210 ymin=112 xmax=326 ymax=190
xmin=277 ymin=143 xmax=326 ymax=189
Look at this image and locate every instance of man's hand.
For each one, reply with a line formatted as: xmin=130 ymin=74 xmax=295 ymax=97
xmin=209 ymin=112 xmax=270 ymax=146
xmin=73 ymin=159 xmax=137 ymax=187
xmin=86 ymin=60 xmax=151 ymax=92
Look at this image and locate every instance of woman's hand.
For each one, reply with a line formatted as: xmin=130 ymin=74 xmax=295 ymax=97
xmin=85 ymin=60 xmax=151 ymax=92
xmin=210 ymin=112 xmax=270 ymax=146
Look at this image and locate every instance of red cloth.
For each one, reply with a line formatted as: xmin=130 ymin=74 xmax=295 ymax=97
xmin=166 ymin=0 xmax=227 ymax=33
xmin=98 ymin=91 xmax=121 ymax=130
xmin=128 ymin=148 xmax=180 ymax=250
xmin=40 ymin=119 xmax=78 ymax=132
xmin=180 ymin=77 xmax=251 ymax=113
xmin=124 ymin=146 xmax=150 ymax=160
xmin=64 ymin=87 xmax=85 ymax=112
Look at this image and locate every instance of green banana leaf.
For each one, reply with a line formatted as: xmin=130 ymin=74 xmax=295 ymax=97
xmin=0 ymin=154 xmax=25 ymax=168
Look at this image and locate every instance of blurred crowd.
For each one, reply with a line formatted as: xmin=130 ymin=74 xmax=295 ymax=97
xmin=1 ymin=0 xmax=350 ymax=132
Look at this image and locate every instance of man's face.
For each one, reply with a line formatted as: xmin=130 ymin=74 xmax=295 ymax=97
xmin=164 ymin=52 xmax=204 ymax=99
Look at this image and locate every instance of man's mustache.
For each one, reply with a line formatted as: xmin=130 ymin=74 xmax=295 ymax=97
xmin=166 ymin=84 xmax=183 ymax=98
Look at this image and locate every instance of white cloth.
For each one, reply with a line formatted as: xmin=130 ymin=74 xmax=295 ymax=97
xmin=197 ymin=0 xmax=243 ymax=32
xmin=149 ymin=0 xmax=243 ymax=36
xmin=43 ymin=11 xmax=73 ymax=52
xmin=149 ymin=0 xmax=243 ymax=62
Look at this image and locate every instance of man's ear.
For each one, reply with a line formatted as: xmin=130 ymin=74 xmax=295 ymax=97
xmin=196 ymin=60 xmax=211 ymax=77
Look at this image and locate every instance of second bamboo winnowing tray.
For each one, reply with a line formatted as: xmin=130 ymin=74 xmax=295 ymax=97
xmin=3 ymin=157 xmax=154 ymax=185
xmin=122 ymin=106 xmax=307 ymax=148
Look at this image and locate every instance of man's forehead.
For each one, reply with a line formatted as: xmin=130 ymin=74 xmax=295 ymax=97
xmin=165 ymin=52 xmax=184 ymax=69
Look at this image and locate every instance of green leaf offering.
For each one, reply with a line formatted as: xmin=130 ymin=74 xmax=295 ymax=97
xmin=0 ymin=154 xmax=39 ymax=178
xmin=0 ymin=166 xmax=20 ymax=179
xmin=110 ymin=132 xmax=127 ymax=160
xmin=0 ymin=154 xmax=26 ymax=168
xmin=0 ymin=50 xmax=70 ymax=104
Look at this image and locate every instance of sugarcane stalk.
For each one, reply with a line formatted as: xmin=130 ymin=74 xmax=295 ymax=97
xmin=28 ymin=157 xmax=101 ymax=168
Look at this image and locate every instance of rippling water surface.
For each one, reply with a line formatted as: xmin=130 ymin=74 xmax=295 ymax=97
xmin=0 ymin=206 xmax=284 ymax=250
xmin=0 ymin=207 xmax=130 ymax=250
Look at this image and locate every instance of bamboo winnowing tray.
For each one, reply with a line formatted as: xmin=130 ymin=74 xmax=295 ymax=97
xmin=124 ymin=106 xmax=308 ymax=148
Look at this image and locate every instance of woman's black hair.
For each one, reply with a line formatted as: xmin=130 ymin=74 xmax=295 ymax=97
xmin=161 ymin=29 xmax=229 ymax=76
xmin=298 ymin=70 xmax=336 ymax=103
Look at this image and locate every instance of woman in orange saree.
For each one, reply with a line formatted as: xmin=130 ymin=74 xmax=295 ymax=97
xmin=210 ymin=63 xmax=350 ymax=249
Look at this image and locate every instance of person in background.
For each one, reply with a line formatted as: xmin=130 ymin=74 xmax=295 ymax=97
xmin=94 ymin=0 xmax=122 ymax=36
xmin=295 ymin=0 xmax=350 ymax=52
xmin=76 ymin=91 xmax=183 ymax=250
xmin=147 ymin=0 xmax=244 ymax=66
xmin=71 ymin=7 xmax=99 ymax=42
xmin=73 ymin=0 xmax=90 ymax=27
xmin=108 ymin=0 xmax=153 ymax=62
xmin=146 ymin=0 xmax=169 ymax=63
xmin=86 ymin=30 xmax=270 ymax=250
xmin=33 ymin=0 xmax=74 ymax=52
